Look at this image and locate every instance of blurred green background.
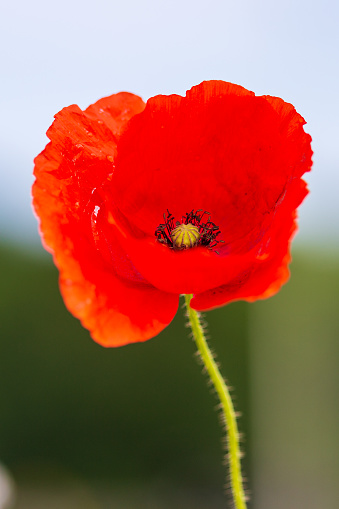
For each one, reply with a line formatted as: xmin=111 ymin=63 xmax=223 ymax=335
xmin=0 ymin=240 xmax=338 ymax=508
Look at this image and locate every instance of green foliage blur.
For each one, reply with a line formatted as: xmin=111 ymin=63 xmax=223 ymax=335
xmin=0 ymin=241 xmax=338 ymax=508
xmin=0 ymin=242 xmax=249 ymax=508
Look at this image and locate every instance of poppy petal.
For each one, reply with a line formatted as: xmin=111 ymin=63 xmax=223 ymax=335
xmin=102 ymin=81 xmax=311 ymax=297
xmin=59 ymin=241 xmax=179 ymax=347
xmin=190 ymin=178 xmax=308 ymax=310
xmin=111 ymin=81 xmax=311 ymax=251
xmin=32 ymin=93 xmax=178 ymax=346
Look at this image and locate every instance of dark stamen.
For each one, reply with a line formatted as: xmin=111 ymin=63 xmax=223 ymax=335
xmin=155 ymin=209 xmax=224 ymax=253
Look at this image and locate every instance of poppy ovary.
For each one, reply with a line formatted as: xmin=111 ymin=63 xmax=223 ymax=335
xmin=170 ymin=223 xmax=200 ymax=250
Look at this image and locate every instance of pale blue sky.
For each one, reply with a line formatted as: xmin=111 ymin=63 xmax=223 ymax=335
xmin=1 ymin=0 xmax=338 ymax=246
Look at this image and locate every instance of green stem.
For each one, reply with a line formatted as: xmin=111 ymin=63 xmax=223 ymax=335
xmin=184 ymin=294 xmax=247 ymax=509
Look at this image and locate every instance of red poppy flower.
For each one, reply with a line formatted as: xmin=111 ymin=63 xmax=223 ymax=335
xmin=32 ymin=81 xmax=312 ymax=347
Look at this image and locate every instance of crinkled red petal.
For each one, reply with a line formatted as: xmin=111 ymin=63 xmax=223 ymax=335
xmin=191 ymin=179 xmax=308 ymax=310
xmin=32 ymin=93 xmax=178 ymax=346
xmin=105 ymin=81 xmax=312 ymax=297
xmin=112 ymin=81 xmax=311 ymax=249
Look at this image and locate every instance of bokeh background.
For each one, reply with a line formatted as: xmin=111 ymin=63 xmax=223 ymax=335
xmin=1 ymin=1 xmax=338 ymax=508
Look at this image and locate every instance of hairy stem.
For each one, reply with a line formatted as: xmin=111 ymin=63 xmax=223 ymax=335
xmin=184 ymin=294 xmax=247 ymax=509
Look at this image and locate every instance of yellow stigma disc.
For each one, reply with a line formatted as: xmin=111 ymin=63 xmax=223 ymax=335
xmin=171 ymin=223 xmax=200 ymax=250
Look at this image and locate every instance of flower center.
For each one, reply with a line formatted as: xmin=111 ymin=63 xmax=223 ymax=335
xmin=155 ymin=210 xmax=224 ymax=253
xmin=171 ymin=223 xmax=200 ymax=249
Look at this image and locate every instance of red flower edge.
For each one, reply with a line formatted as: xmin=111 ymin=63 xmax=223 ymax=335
xmin=32 ymin=81 xmax=312 ymax=347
